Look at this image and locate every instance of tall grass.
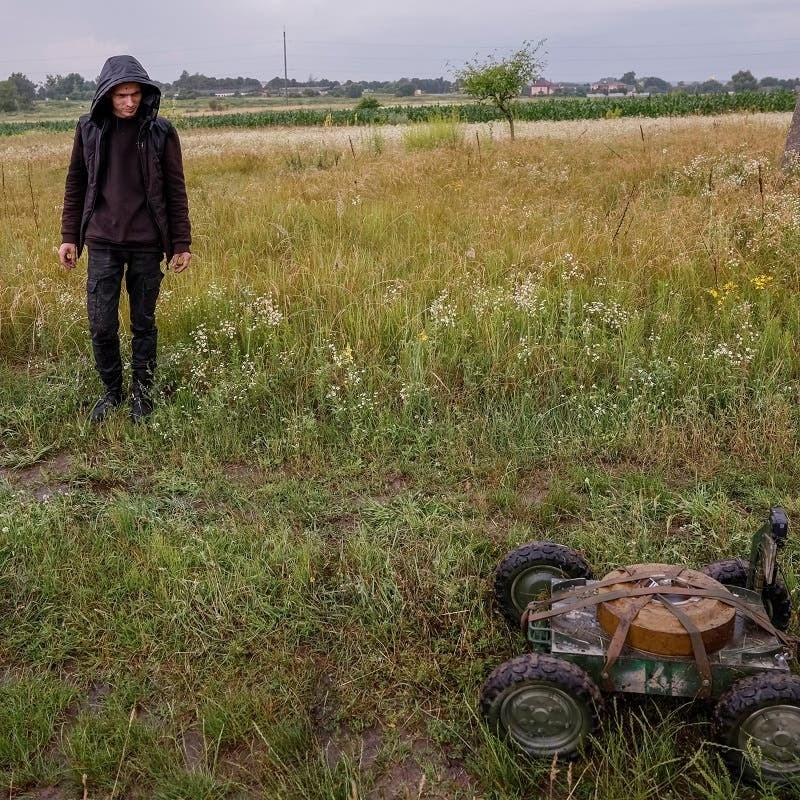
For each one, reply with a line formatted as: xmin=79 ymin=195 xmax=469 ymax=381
xmin=1 ymin=115 xmax=799 ymax=798
xmin=402 ymin=109 xmax=464 ymax=151
xmin=4 ymin=114 xmax=799 ymax=467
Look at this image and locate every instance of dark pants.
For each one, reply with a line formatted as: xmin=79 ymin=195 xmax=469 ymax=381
xmin=87 ymin=248 xmax=163 ymax=393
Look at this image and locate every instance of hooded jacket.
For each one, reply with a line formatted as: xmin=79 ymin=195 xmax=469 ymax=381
xmin=61 ymin=55 xmax=191 ymax=259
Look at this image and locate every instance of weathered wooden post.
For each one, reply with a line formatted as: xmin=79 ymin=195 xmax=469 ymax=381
xmin=781 ymin=87 xmax=800 ymax=172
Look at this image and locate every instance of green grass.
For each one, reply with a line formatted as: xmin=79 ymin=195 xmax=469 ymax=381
xmin=1 ymin=114 xmax=800 ymax=797
xmin=403 ymin=110 xmax=465 ymax=151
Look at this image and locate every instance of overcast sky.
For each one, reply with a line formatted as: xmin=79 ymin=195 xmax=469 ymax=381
xmin=4 ymin=0 xmax=800 ymax=85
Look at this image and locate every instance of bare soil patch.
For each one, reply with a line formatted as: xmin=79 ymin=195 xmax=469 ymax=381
xmin=1 ymin=451 xmax=73 ymax=501
xmin=18 ymin=788 xmax=70 ymax=800
xmin=518 ymin=468 xmax=553 ymax=507
xmin=318 ymin=722 xmax=475 ymax=799
xmin=182 ymin=729 xmax=206 ymax=771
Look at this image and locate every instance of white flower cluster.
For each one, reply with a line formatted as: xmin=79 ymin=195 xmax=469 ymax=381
xmin=429 ymin=291 xmax=457 ymax=328
xmin=680 ymin=151 xmax=770 ymax=194
xmin=56 ymin=291 xmax=79 ymax=310
xmin=324 ymin=342 xmax=377 ymax=416
xmin=328 ymin=342 xmax=363 ymax=387
xmin=750 ymin=194 xmax=800 ymax=252
xmin=628 ymin=367 xmax=659 ymax=391
xmin=190 ymin=323 xmax=210 ymax=355
xmin=708 ymin=302 xmax=758 ymax=367
xmin=583 ymin=341 xmax=603 ymax=363
xmin=560 ymin=253 xmax=585 ymax=283
xmin=249 ymin=294 xmax=283 ymax=329
xmin=511 ymin=273 xmax=546 ymax=316
xmin=582 ymin=300 xmax=631 ymax=332
xmin=399 ymin=381 xmax=428 ymax=405
xmin=207 ymin=282 xmax=225 ymax=301
xmin=517 ymin=336 xmax=536 ymax=361
xmin=230 ymin=356 xmax=258 ymax=402
xmin=469 ymin=282 xmax=506 ymax=318
xmin=382 ymin=281 xmax=406 ymax=304
xmin=218 ymin=319 xmax=237 ymax=340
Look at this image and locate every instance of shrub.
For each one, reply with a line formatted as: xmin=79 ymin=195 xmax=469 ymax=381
xmin=402 ymin=109 xmax=464 ymax=151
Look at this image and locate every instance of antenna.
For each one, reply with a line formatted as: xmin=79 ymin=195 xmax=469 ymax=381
xmin=283 ymin=28 xmax=289 ymax=106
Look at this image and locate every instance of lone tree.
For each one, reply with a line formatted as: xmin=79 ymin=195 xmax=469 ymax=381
xmin=456 ymin=40 xmax=545 ymax=140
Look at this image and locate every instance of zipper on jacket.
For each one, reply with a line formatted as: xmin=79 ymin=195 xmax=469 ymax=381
xmin=137 ymin=128 xmax=169 ymax=253
xmin=80 ymin=118 xmax=108 ymax=249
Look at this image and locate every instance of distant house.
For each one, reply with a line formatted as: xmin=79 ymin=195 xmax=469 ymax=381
xmin=530 ymin=79 xmax=554 ymax=96
xmin=590 ymin=81 xmax=635 ymax=95
xmin=414 ymin=89 xmax=424 ymax=96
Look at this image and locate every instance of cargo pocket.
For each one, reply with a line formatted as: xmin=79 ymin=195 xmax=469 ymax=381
xmin=143 ymin=271 xmax=163 ymax=297
xmin=86 ymin=278 xmax=99 ymax=328
xmin=140 ymin=273 xmax=164 ymax=320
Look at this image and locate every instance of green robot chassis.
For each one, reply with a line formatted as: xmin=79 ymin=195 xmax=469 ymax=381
xmin=480 ymin=508 xmax=800 ymax=784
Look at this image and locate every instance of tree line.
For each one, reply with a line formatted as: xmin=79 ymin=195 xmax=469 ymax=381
xmin=577 ymin=69 xmax=800 ymax=96
xmin=1 ymin=67 xmax=797 ymax=113
xmin=0 ymin=69 xmax=458 ymax=110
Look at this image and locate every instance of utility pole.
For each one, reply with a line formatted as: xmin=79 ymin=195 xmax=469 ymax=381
xmin=283 ymin=28 xmax=289 ymax=106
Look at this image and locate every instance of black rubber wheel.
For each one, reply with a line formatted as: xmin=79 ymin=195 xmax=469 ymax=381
xmin=699 ymin=558 xmax=792 ymax=631
xmin=480 ymin=653 xmax=603 ymax=759
xmin=713 ymin=672 xmax=800 ymax=784
xmin=493 ymin=541 xmax=594 ymax=628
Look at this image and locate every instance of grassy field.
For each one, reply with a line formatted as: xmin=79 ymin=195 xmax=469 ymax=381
xmin=1 ymin=112 xmax=800 ymax=799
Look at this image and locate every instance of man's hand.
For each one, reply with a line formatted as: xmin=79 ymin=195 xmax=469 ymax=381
xmin=59 ymin=243 xmax=77 ymax=270
xmin=169 ymin=252 xmax=192 ymax=273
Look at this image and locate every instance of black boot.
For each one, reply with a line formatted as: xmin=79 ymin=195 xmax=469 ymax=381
xmin=130 ymin=382 xmax=154 ymax=424
xmin=91 ymin=389 xmax=123 ymax=423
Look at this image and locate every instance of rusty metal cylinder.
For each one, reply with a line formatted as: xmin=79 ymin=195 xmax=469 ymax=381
xmin=596 ymin=564 xmax=736 ymax=656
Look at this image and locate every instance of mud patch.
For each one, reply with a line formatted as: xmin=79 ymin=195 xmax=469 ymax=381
xmin=368 ymin=759 xmax=426 ymax=800
xmin=320 ymin=724 xmax=383 ymax=770
xmin=20 ymin=788 xmax=70 ymax=800
xmin=371 ymin=474 xmax=412 ymax=505
xmin=324 ymin=512 xmax=359 ymax=531
xmin=667 ymin=514 xmax=695 ymax=537
xmin=222 ymin=462 xmax=262 ymax=485
xmin=182 ymin=729 xmax=206 ymax=771
xmin=33 ymin=484 xmax=71 ymax=502
xmin=368 ymin=740 xmax=472 ymax=799
xmin=386 ymin=475 xmax=410 ymax=494
xmin=321 ymin=725 xmax=475 ymax=799
xmin=518 ymin=469 xmax=552 ymax=507
xmin=85 ymin=478 xmax=130 ymax=496
xmin=1 ymin=451 xmax=73 ymax=502
xmin=6 ymin=452 xmax=73 ymax=485
xmin=87 ymin=681 xmax=111 ymax=712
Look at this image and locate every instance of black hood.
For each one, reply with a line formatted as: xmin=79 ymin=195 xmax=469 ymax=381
xmin=90 ymin=55 xmax=161 ymax=123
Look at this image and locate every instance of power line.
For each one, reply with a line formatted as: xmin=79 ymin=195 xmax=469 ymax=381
xmin=4 ymin=41 xmax=799 ymax=84
xmin=3 ymin=35 xmax=800 ymax=67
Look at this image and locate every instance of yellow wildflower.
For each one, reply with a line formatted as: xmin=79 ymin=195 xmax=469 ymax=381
xmin=750 ymin=274 xmax=773 ymax=290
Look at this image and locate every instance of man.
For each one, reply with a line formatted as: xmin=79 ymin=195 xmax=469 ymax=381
xmin=59 ymin=55 xmax=191 ymax=423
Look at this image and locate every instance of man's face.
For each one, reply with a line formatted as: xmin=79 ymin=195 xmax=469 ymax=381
xmin=110 ymin=83 xmax=142 ymax=118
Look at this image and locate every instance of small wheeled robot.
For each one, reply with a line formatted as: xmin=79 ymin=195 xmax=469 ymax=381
xmin=480 ymin=508 xmax=798 ymax=784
